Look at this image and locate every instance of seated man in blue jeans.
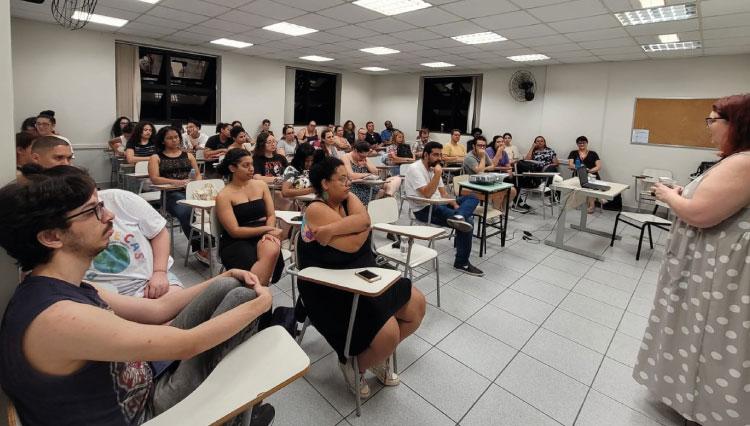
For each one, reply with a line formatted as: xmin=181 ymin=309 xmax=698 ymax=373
xmin=404 ymin=141 xmax=483 ymax=276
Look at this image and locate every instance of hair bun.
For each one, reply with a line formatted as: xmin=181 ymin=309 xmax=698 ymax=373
xmin=39 ymin=110 xmax=55 ymax=117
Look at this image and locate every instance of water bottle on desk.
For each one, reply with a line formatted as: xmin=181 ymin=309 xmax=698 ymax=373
xmin=188 ymin=168 xmax=196 ymax=181
xmin=574 ymin=158 xmax=581 ymax=169
xmin=400 ymin=236 xmax=408 ymax=257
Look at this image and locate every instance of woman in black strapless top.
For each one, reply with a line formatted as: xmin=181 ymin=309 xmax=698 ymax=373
xmin=215 ymin=149 xmax=284 ymax=286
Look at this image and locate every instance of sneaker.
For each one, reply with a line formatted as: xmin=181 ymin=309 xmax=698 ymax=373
xmin=193 ymin=250 xmax=210 ymax=266
xmin=446 ymin=215 xmax=473 ymax=233
xmin=511 ymin=204 xmax=530 ymax=214
xmin=521 ymin=203 xmax=532 ymax=210
xmin=369 ymin=356 xmax=400 ymax=386
xmin=386 ymin=232 xmax=397 ymax=241
xmin=339 ymin=359 xmax=370 ymax=398
xmin=249 ymin=403 xmax=275 ymax=426
xmin=454 ymin=262 xmax=484 ymax=277
xmin=391 ymin=240 xmax=401 ymax=249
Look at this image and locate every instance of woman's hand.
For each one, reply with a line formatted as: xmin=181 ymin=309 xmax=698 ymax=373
xmin=652 ymin=182 xmax=682 ymax=202
xmin=224 ymin=268 xmax=261 ymax=287
xmin=265 ymin=227 xmax=284 ymax=240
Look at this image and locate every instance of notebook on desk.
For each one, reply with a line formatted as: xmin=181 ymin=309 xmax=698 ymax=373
xmin=576 ymin=167 xmax=611 ymax=191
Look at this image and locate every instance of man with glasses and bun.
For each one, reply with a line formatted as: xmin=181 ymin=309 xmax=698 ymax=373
xmin=0 ymin=165 xmax=276 ymax=425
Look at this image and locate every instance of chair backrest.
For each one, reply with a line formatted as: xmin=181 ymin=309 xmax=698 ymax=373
xmin=452 ymin=174 xmax=469 ymax=195
xmin=134 ymin=160 xmax=149 ymax=174
xmin=643 ymin=168 xmax=672 ymax=179
xmin=367 ymin=197 xmax=399 ymax=224
xmin=186 ymin=179 xmax=225 ymax=201
xmin=209 ymin=205 xmax=224 ymax=239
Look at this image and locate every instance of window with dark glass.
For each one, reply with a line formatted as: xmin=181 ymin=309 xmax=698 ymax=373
xmin=420 ymin=76 xmax=480 ymax=134
xmin=138 ymin=47 xmax=217 ymax=123
xmin=294 ymin=70 xmax=337 ymax=125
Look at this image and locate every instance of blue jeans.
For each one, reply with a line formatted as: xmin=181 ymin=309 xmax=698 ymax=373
xmin=414 ymin=195 xmax=479 ymax=266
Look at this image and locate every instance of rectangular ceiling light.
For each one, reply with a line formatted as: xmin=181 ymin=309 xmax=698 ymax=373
xmin=452 ymin=31 xmax=507 ymax=45
xmin=211 ymin=38 xmax=253 ymax=48
xmin=361 ymin=67 xmax=389 ymax=71
xmin=421 ymin=61 xmax=455 ymax=68
xmin=360 ymin=46 xmax=400 ymax=55
xmin=615 ymin=3 xmax=697 ymax=26
xmin=137 ymin=0 xmax=160 ymax=3
xmin=658 ymin=33 xmax=679 ymax=43
xmin=639 ymin=0 xmax=664 ymax=7
xmin=71 ymin=11 xmax=128 ymax=27
xmin=263 ymin=22 xmax=318 ymax=36
xmin=641 ymin=40 xmax=701 ymax=52
xmin=507 ymin=54 xmax=549 ymax=62
xmin=353 ymin=0 xmax=432 ymax=16
xmin=300 ymin=55 xmax=334 ymax=62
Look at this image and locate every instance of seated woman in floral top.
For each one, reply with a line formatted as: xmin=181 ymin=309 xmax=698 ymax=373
xmin=281 ymin=143 xmax=316 ymax=198
xmin=524 ymin=135 xmax=559 ymax=170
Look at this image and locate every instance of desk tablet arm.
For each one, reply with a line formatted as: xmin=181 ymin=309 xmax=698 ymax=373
xmin=403 ymin=196 xmax=453 ymax=205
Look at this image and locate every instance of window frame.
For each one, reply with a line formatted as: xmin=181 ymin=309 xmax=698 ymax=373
xmin=418 ymin=74 xmax=483 ymax=135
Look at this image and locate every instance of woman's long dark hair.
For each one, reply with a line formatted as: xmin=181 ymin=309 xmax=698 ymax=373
xmin=309 ymin=156 xmax=344 ymax=196
xmin=291 ymin=143 xmax=315 ymax=172
xmin=217 ymin=148 xmax=252 ymax=178
xmin=253 ymin=132 xmax=273 ymax=158
xmin=154 ymin=126 xmax=183 ymax=152
xmin=127 ymin=121 xmax=155 ymax=147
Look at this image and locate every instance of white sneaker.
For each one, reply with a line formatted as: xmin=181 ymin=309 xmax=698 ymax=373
xmin=369 ymin=355 xmax=400 ymax=386
xmin=338 ymin=360 xmax=370 ymax=398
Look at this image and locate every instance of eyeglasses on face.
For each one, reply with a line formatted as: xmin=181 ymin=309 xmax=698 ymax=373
xmin=476 ymin=144 xmax=487 ymax=148
xmin=66 ymin=201 xmax=105 ymax=221
xmin=705 ymin=117 xmax=726 ymax=127
xmin=336 ymin=175 xmax=352 ymax=185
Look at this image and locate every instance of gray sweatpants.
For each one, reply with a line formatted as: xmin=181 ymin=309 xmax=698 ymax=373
xmin=145 ymin=277 xmax=260 ymax=421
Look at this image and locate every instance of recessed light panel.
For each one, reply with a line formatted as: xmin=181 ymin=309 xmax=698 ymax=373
xmin=263 ymin=22 xmax=318 ymax=36
xmin=451 ymin=32 xmax=507 ymax=45
xmin=138 ymin=0 xmax=160 ymax=3
xmin=615 ymin=3 xmax=697 ymax=26
xmin=71 ymin=11 xmax=127 ymax=27
xmin=658 ymin=33 xmax=679 ymax=43
xmin=353 ymin=0 xmax=432 ymax=16
xmin=300 ymin=55 xmax=334 ymax=62
xmin=641 ymin=41 xmax=701 ymax=52
xmin=421 ymin=62 xmax=455 ymax=68
xmin=360 ymin=47 xmax=400 ymax=55
xmin=361 ymin=67 xmax=389 ymax=71
xmin=507 ymin=54 xmax=549 ymax=62
xmin=211 ymin=38 xmax=253 ymax=48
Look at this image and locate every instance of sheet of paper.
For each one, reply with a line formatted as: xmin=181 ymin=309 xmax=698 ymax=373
xmin=631 ymin=129 xmax=649 ymax=144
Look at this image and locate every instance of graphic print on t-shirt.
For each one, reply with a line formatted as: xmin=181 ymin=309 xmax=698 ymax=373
xmin=264 ymin=160 xmax=284 ymax=176
xmin=87 ymin=230 xmax=146 ymax=278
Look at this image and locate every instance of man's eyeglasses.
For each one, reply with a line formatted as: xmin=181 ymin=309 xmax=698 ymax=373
xmin=66 ymin=201 xmax=105 ymax=221
xmin=476 ymin=144 xmax=487 ymax=148
xmin=705 ymin=117 xmax=726 ymax=127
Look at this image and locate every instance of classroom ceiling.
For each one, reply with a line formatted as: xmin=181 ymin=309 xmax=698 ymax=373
xmin=10 ymin=0 xmax=750 ymax=74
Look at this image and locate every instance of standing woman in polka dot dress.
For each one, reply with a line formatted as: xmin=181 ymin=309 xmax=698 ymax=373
xmin=633 ymin=94 xmax=750 ymax=425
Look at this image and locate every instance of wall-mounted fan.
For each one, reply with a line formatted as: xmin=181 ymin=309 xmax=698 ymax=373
xmin=49 ymin=0 xmax=98 ymax=30
xmin=509 ymin=70 xmax=536 ymax=102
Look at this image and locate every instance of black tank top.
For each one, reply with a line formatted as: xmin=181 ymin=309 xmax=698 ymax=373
xmin=158 ymin=151 xmax=191 ymax=180
xmin=221 ymin=199 xmax=267 ymax=241
xmin=0 ymin=276 xmax=154 ymax=425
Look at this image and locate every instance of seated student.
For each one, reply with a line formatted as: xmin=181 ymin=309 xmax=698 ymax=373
xmin=385 ymin=129 xmax=415 ymax=166
xmin=342 ymin=120 xmax=356 ymax=145
xmin=486 ymin=135 xmax=502 ymax=159
xmin=364 ymin=121 xmax=382 ymax=149
xmin=313 ymin=129 xmax=343 ymax=163
xmin=147 ymin=127 xmax=207 ymax=263
xmin=442 ymin=129 xmax=467 ymax=164
xmin=82 ymin=188 xmax=184 ymax=298
xmin=183 ymin=118 xmax=209 ymax=152
xmin=502 ymin=132 xmax=522 ymax=163
xmin=412 ymin=127 xmax=434 ymax=158
xmin=342 ymin=141 xmax=401 ymax=206
xmin=277 ymin=125 xmax=298 ymax=160
xmin=231 ymin=120 xmax=243 ymax=128
xmin=567 ymin=135 xmax=602 ymax=214
xmin=205 ymin=122 xmax=233 ymax=160
xmin=380 ymin=120 xmax=394 ymax=144
xmin=109 ymin=122 xmax=134 ymax=156
xmin=216 ymin=149 xmax=284 ymax=287
xmin=333 ymin=125 xmax=351 ymax=152
xmin=281 ymin=143 xmax=316 ymax=198
xmin=462 ymin=135 xmax=516 ymax=213
xmin=19 ymin=116 xmax=37 ymax=136
xmin=297 ymin=157 xmax=425 ymax=397
xmin=15 ymin=131 xmax=35 ymax=176
xmin=228 ymin=126 xmax=255 ymax=152
xmin=125 ymin=121 xmax=157 ymax=164
xmin=259 ymin=118 xmax=271 ymax=136
xmin=111 ymin=116 xmax=131 ymax=139
xmin=297 ymin=120 xmax=320 ymax=147
xmin=0 ymin=167 xmax=274 ymax=425
xmin=29 ymin=135 xmax=74 ymax=169
xmin=404 ymin=141 xmax=483 ymax=276
xmin=34 ymin=110 xmax=70 ymax=145
xmin=524 ymin=135 xmax=559 ymax=169
xmin=252 ymin=132 xmax=288 ymax=184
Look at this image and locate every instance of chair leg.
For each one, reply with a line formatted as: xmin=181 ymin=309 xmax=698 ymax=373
xmin=647 ymin=223 xmax=654 ymax=249
xmin=435 ymin=258 xmax=441 ymax=307
xmin=610 ymin=213 xmax=621 ymax=247
xmin=353 ymin=356 xmax=362 ymax=416
xmin=392 ymin=350 xmax=398 ymax=375
xmin=636 ymin=225 xmax=646 ymax=261
xmin=296 ymin=316 xmax=310 ymax=344
xmin=184 ymin=227 xmax=195 ymax=266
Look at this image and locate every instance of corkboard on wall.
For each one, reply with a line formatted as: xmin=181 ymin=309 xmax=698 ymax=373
xmin=632 ymin=98 xmax=717 ymax=148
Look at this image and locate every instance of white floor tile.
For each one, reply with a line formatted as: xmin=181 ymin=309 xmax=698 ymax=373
xmin=496 ymin=353 xmax=589 ymax=426
xmin=298 ymin=325 xmax=334 ymax=364
xmin=425 ymin=285 xmax=485 ymax=321
xmin=527 ymin=264 xmax=581 ymax=290
xmin=543 ymin=309 xmax=615 ymax=354
xmin=523 ymin=328 xmax=604 ymax=385
xmin=448 ymin=274 xmax=508 ymax=302
xmin=414 ymin=304 xmax=462 ymax=345
xmin=346 ymin=384 xmax=454 ymax=426
xmin=576 ymin=390 xmax=661 ymax=426
xmin=511 ymin=275 xmax=570 ymax=305
xmin=485 ymin=252 xmax=538 ymax=274
xmin=573 ymin=278 xmax=631 ymax=309
xmin=460 ymin=384 xmax=558 ymax=426
xmin=584 ymin=267 xmax=638 ymax=294
xmin=606 ymin=332 xmax=642 ymax=368
xmin=266 ymin=377 xmax=343 ymax=426
xmin=467 ymin=304 xmax=538 ymax=349
xmin=394 ymin=333 xmax=432 ymax=373
xmin=618 ymin=312 xmax=649 ymax=340
xmin=626 ymin=295 xmax=653 ymax=318
xmin=304 ymin=352 xmax=383 ymax=416
xmin=491 ymin=289 xmax=556 ymax=325
xmin=540 ymin=255 xmax=591 ymax=277
xmin=558 ymin=292 xmax=624 ymax=329
xmin=437 ymin=323 xmax=517 ymax=380
xmin=400 ymin=348 xmax=491 ymax=421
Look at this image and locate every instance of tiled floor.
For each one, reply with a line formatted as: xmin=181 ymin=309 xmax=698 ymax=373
xmin=171 ymin=203 xmax=688 ymax=426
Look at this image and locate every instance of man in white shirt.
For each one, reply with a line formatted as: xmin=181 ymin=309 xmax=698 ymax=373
xmin=84 ymin=188 xmax=183 ymax=298
xmin=183 ymin=119 xmax=209 ymax=151
xmin=404 ymin=141 xmax=483 ymax=276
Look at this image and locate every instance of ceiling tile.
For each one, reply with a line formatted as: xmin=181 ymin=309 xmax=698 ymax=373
xmin=158 ymin=0 xmax=230 ymax=17
xmin=239 ymin=28 xmax=289 ymax=42
xmin=333 ymin=39 xmax=371 ymax=50
xmin=506 ymin=0 xmax=568 ymax=7
xmin=558 ymin=56 xmax=601 ymax=63
xmin=517 ymin=34 xmax=572 ymax=47
xmin=553 ymin=49 xmax=598 ymax=58
xmin=548 ymin=14 xmax=621 ymax=33
xmin=535 ymin=42 xmax=583 ymax=53
xmin=579 ymin=37 xmax=636 ymax=49
xmin=588 ymin=46 xmax=644 ymax=55
xmin=134 ymin=15 xmax=186 ymax=30
xmin=358 ymin=17 xmax=415 ymax=32
xmin=315 ymin=43 xmax=345 ymax=53
xmin=117 ymin=22 xmax=176 ymax=37
xmin=416 ymin=37 xmax=463 ymax=48
xmin=600 ymin=0 xmax=633 ymax=13
xmin=633 ymin=31 xmax=700 ymax=44
xmin=327 ymin=25 xmax=380 ymax=39
xmin=394 ymin=7 xmax=462 ymax=27
xmin=362 ymin=34 xmax=403 ymax=46
xmin=439 ymin=0 xmax=518 ymax=20
xmin=527 ymin=0 xmax=609 ymax=23
xmin=566 ymin=27 xmax=629 ymax=42
xmin=317 ymin=3 xmax=383 ymax=23
xmin=305 ymin=31 xmax=348 ymax=44
xmin=703 ymin=46 xmax=750 ymax=56
xmin=703 ymin=36 xmax=750 ymax=48
xmin=96 ymin=0 xmax=155 ymax=13
xmin=200 ymin=18 xmax=252 ymax=33
xmin=390 ymin=41 xmax=435 ymax=52
xmin=624 ymin=19 xmax=699 ymax=36
xmin=500 ymin=24 xmax=558 ymax=39
xmin=288 ymin=13 xmax=344 ymax=30
xmin=471 ymin=11 xmax=540 ymax=30
xmin=429 ymin=20 xmax=490 ymax=37
xmin=203 ymin=0 xmax=255 ymax=7
xmin=179 ymin=25 xmax=232 ymax=37
xmin=479 ymin=40 xmax=526 ymax=52
xmin=216 ymin=10 xmax=276 ymax=27
xmin=701 ymin=0 xmax=750 ymax=17
xmin=239 ymin=0 xmax=308 ymax=20
xmin=645 ymin=49 xmax=703 ymax=59
xmin=160 ymin=31 xmax=215 ymax=44
xmin=392 ymin=28 xmax=442 ymax=42
xmin=599 ymin=53 xmax=648 ymax=61
xmin=282 ymin=36 xmax=321 ymax=48
xmin=272 ymin=0 xmax=345 ymax=12
xmin=702 ymin=13 xmax=750 ymax=30
xmin=704 ymin=26 xmax=750 ymax=39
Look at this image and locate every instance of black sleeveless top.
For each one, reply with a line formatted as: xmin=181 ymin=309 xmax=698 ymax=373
xmin=0 ymin=276 xmax=154 ymax=425
xmin=221 ymin=199 xmax=267 ymax=241
xmin=158 ymin=151 xmax=191 ymax=180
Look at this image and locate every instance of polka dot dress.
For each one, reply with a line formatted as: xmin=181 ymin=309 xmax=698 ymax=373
xmin=633 ymin=159 xmax=750 ymax=426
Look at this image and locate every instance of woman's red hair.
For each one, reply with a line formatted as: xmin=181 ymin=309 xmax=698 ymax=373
xmin=713 ymin=94 xmax=750 ymax=157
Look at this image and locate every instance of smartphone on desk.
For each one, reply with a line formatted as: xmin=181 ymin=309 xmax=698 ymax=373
xmin=355 ymin=269 xmax=381 ymax=283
